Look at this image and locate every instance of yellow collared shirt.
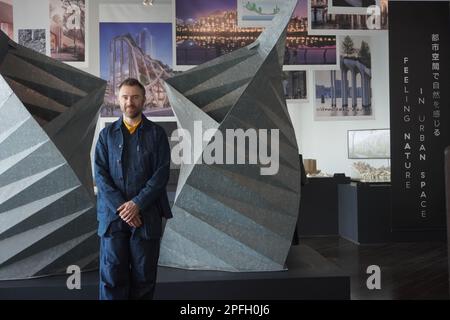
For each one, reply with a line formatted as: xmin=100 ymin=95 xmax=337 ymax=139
xmin=123 ymin=118 xmax=142 ymax=135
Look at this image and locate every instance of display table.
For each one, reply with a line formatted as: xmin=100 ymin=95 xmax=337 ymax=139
xmin=338 ymin=181 xmax=392 ymax=244
xmin=298 ymin=176 xmax=350 ymax=237
xmin=298 ymin=177 xmax=338 ymax=236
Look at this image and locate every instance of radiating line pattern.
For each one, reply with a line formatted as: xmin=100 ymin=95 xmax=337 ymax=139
xmin=159 ymin=0 xmax=301 ymax=272
xmin=0 ymin=31 xmax=106 ymax=280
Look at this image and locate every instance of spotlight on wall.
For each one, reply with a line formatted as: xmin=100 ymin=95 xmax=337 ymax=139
xmin=143 ymin=0 xmax=154 ymax=6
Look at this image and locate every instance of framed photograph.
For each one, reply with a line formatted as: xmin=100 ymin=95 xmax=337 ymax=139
xmin=99 ymin=22 xmax=175 ymax=117
xmin=283 ymin=0 xmax=338 ymax=70
xmin=0 ymin=0 xmax=13 ymax=39
xmin=49 ymin=0 xmax=88 ymax=67
xmin=328 ymin=0 xmax=377 ymax=15
xmin=282 ymin=70 xmax=308 ymax=102
xmin=314 ymin=35 xmax=373 ymax=120
xmin=237 ymin=0 xmax=282 ymax=28
xmin=174 ymin=0 xmax=259 ymax=69
xmin=174 ymin=0 xmax=338 ymax=70
xmin=347 ymin=129 xmax=390 ymax=159
xmin=18 ymin=29 xmax=46 ymax=54
xmin=308 ymin=0 xmax=388 ymax=35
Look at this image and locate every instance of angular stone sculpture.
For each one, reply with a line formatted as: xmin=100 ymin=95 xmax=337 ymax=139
xmin=0 ymin=31 xmax=106 ymax=279
xmin=159 ymin=0 xmax=300 ymax=272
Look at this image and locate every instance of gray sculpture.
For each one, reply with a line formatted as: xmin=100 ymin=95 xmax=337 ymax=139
xmin=159 ymin=0 xmax=300 ymax=272
xmin=0 ymin=31 xmax=106 ymax=279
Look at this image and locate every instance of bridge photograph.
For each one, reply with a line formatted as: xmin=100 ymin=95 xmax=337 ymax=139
xmin=314 ymin=35 xmax=373 ymax=120
xmin=176 ymin=0 xmax=336 ymax=67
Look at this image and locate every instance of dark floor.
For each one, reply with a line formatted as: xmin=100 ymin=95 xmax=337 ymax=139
xmin=0 ymin=235 xmax=447 ymax=300
xmin=301 ymin=236 xmax=449 ymax=300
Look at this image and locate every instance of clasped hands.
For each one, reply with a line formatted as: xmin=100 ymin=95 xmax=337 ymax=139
xmin=117 ymin=201 xmax=142 ymax=228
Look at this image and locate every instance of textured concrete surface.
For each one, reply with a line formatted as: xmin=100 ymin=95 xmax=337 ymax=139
xmin=0 ymin=31 xmax=106 ymax=280
xmin=160 ymin=0 xmax=301 ymax=272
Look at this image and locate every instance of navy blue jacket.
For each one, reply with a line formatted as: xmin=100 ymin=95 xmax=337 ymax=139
xmin=94 ymin=116 xmax=172 ymax=237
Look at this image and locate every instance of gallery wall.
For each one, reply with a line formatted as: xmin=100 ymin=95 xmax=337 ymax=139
xmin=7 ymin=0 xmax=391 ymax=178
xmin=288 ymin=33 xmax=390 ymax=177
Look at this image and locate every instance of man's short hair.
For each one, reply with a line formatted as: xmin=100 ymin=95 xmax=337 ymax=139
xmin=118 ymin=78 xmax=146 ymax=97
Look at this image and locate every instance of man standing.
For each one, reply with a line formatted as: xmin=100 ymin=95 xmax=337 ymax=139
xmin=95 ymin=78 xmax=172 ymax=300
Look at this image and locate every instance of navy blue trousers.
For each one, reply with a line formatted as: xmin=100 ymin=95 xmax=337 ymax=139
xmin=99 ymin=219 xmax=160 ymax=300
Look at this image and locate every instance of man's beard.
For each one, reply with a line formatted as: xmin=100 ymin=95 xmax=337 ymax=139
xmin=124 ymin=105 xmax=142 ymax=118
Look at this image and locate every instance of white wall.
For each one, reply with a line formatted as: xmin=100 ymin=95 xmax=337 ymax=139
xmin=287 ymin=32 xmax=391 ymax=178
xmin=13 ymin=0 xmax=50 ymax=55
xmin=83 ymin=0 xmax=100 ymax=77
xmin=10 ymin=0 xmax=391 ymax=178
